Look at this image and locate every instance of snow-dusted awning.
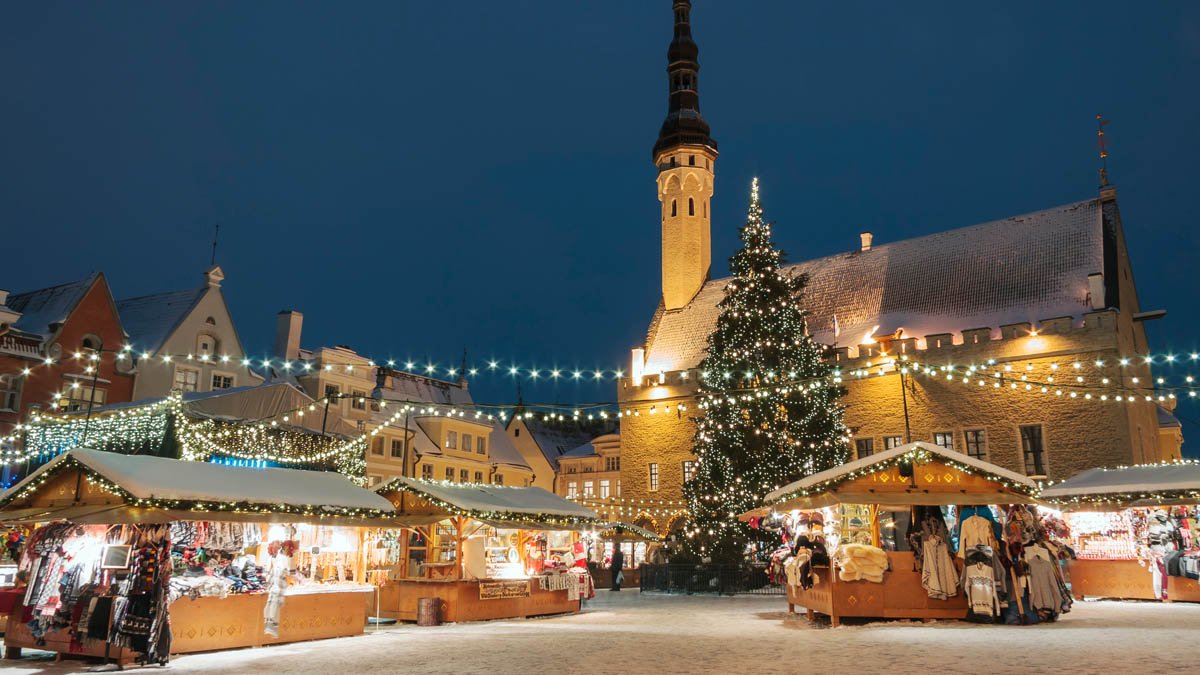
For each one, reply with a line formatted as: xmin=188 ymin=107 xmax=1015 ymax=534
xmin=1041 ymin=461 xmax=1200 ymax=509
xmin=0 ymin=448 xmax=395 ymax=522
xmin=760 ymin=441 xmax=1040 ymax=512
xmin=377 ymin=476 xmax=598 ymax=527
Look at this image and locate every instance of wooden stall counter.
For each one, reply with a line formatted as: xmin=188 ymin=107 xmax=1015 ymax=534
xmin=376 ymin=577 xmax=579 ymax=623
xmin=4 ymin=586 xmax=372 ymax=662
xmin=1068 ymin=559 xmax=1200 ymax=602
xmin=786 ymin=551 xmax=968 ymax=626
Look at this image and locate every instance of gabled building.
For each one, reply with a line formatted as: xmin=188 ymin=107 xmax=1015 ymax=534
xmin=505 ymin=415 xmax=618 ymax=491
xmin=1 ymin=273 xmax=135 ymax=434
xmin=117 ymin=265 xmax=262 ymax=400
xmin=272 ymin=310 xmax=534 ymax=488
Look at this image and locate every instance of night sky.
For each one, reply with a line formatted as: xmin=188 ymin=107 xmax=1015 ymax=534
xmin=3 ymin=2 xmax=1198 ymax=427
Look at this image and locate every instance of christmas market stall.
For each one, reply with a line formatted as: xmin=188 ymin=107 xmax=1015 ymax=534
xmin=371 ymin=477 xmax=599 ymax=623
xmin=1040 ymin=461 xmax=1200 ymax=603
xmin=749 ymin=441 xmax=1062 ymax=626
xmin=586 ymin=521 xmax=664 ymax=589
xmin=0 ymin=448 xmax=397 ymax=664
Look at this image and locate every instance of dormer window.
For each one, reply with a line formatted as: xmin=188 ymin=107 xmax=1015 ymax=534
xmin=197 ymin=333 xmax=218 ymax=358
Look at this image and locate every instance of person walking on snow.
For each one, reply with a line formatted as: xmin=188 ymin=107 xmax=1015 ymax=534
xmin=610 ymin=546 xmax=625 ymax=591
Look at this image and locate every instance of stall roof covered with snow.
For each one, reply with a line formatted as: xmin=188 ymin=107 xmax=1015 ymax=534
xmin=1041 ymin=461 xmax=1200 ymax=508
xmin=0 ymin=448 xmax=395 ymax=524
xmin=757 ymin=441 xmax=1040 ymax=513
xmin=377 ymin=476 xmax=598 ymax=528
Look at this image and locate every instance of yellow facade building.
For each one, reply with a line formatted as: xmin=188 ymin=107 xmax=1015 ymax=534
xmin=272 ymin=311 xmax=534 ymax=488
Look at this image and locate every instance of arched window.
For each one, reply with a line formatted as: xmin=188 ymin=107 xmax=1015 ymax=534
xmin=81 ymin=334 xmax=101 ymax=353
xmin=671 ymin=200 xmax=677 ymax=217
xmin=205 ymin=316 xmax=216 ymax=326
xmin=688 ymin=198 xmax=695 ymax=216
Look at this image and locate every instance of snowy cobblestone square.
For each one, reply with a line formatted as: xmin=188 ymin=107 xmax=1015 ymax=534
xmin=4 ymin=591 xmax=1199 ymax=674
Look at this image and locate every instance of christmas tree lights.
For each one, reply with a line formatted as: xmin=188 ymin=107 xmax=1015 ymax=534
xmin=682 ymin=179 xmax=850 ymax=564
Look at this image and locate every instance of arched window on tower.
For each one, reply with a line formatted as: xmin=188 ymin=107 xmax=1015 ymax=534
xmin=688 ymin=198 xmax=695 ymax=216
xmin=671 ymin=200 xmax=677 ymax=217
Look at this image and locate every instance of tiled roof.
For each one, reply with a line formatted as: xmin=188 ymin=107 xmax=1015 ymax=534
xmin=519 ymin=418 xmax=618 ymax=470
xmin=117 ymin=288 xmax=207 ymax=355
xmin=644 ymin=199 xmax=1104 ymax=372
xmin=8 ymin=273 xmax=101 ymax=340
xmin=1157 ymin=405 xmax=1182 ymax=429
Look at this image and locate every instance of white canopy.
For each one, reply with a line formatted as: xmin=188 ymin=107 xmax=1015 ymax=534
xmin=762 ymin=441 xmax=1039 ymax=510
xmin=1 ymin=448 xmax=394 ymax=513
xmin=378 ymin=476 xmax=597 ymax=521
xmin=1041 ymin=462 xmax=1200 ymax=507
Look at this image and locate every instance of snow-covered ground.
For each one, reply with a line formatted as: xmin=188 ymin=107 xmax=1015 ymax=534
xmin=4 ymin=591 xmax=1200 ymax=674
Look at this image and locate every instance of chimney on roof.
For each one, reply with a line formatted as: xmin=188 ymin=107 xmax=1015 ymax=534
xmin=274 ymin=310 xmax=303 ymax=360
xmin=859 ymin=232 xmax=873 ymax=252
xmin=0 ymin=290 xmax=9 ymax=306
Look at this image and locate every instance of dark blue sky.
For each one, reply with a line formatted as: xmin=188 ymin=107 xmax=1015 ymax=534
xmin=3 ymin=2 xmax=1198 ymax=417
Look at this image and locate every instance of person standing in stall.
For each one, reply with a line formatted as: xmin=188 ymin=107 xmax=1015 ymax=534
xmin=610 ymin=546 xmax=625 ymax=591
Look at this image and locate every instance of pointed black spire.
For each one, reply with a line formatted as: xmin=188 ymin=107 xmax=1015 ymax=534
xmin=653 ymin=0 xmax=717 ymax=159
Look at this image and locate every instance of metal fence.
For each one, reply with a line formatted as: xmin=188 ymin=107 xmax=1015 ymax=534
xmin=639 ymin=563 xmax=784 ymax=596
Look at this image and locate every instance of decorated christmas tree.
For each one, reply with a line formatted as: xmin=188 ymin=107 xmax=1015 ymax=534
xmin=682 ymin=178 xmax=850 ymax=564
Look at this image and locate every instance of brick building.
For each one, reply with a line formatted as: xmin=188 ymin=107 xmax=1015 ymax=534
xmin=0 ymin=273 xmax=135 ymax=437
xmin=614 ymin=1 xmax=1179 ymax=535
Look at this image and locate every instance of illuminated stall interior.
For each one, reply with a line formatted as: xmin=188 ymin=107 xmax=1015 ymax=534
xmin=750 ymin=442 xmax=1042 ymax=626
xmin=1041 ymin=462 xmax=1200 ymax=603
xmin=371 ymin=477 xmax=600 ymax=622
xmin=0 ymin=448 xmax=396 ymax=663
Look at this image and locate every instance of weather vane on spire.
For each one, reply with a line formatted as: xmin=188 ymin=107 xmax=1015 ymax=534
xmin=1096 ymin=114 xmax=1111 ymax=188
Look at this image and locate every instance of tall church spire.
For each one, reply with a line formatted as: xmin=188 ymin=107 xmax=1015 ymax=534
xmin=653 ymin=0 xmax=717 ymax=159
xmin=654 ymin=0 xmax=718 ymax=310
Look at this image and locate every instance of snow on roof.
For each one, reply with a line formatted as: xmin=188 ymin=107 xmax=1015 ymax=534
xmin=7 ymin=273 xmax=101 ymax=339
xmin=561 ymin=441 xmax=598 ymax=459
xmin=2 ymin=448 xmax=394 ymax=512
xmin=117 ymin=287 xmax=207 ymax=355
xmin=1156 ymin=405 xmax=1182 ymax=429
xmin=378 ymin=476 xmax=597 ymax=520
xmin=764 ymin=441 xmax=1038 ymax=506
xmin=1041 ymin=462 xmax=1200 ymax=500
xmin=518 ymin=417 xmax=618 ymax=470
xmin=487 ymin=422 xmax=531 ymax=470
xmin=644 ymin=199 xmax=1103 ymax=372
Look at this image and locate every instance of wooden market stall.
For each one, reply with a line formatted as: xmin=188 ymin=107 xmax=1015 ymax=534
xmin=0 ymin=448 xmax=398 ymax=664
xmin=372 ymin=477 xmax=600 ymax=623
xmin=587 ymin=521 xmax=663 ymax=589
xmin=752 ymin=442 xmax=1041 ymax=626
xmin=1040 ymin=462 xmax=1200 ymax=603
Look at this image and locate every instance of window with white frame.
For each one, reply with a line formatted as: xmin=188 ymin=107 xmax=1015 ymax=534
xmin=964 ymin=429 xmax=987 ymax=460
xmin=583 ymin=480 xmax=594 ymax=497
xmin=599 ymin=479 xmax=611 ymax=498
xmin=211 ymin=372 xmax=234 ymax=390
xmin=682 ymin=460 xmax=697 ymax=482
xmin=0 ymin=374 xmax=21 ymax=412
xmin=462 ymin=434 xmax=472 ymax=453
xmin=371 ymin=437 xmax=384 ymax=456
xmin=933 ymin=432 xmax=954 ymax=451
xmin=648 ymin=463 xmax=659 ymax=492
xmin=391 ymin=439 xmax=404 ymax=458
xmin=605 ymin=456 xmax=620 ymax=471
xmin=476 ymin=436 xmax=486 ymax=454
xmin=445 ymin=430 xmax=457 ymax=449
xmin=855 ymin=438 xmax=874 ymax=459
xmin=63 ymin=386 xmax=106 ymax=412
xmin=567 ymin=481 xmax=578 ymax=499
xmin=173 ymin=366 xmax=200 ymax=392
xmin=474 ymin=471 xmax=483 ymax=483
xmin=459 ymin=469 xmax=468 ymax=482
xmin=883 ymin=435 xmax=904 ymax=450
xmin=351 ymin=390 xmax=367 ymax=410
xmin=421 ymin=464 xmax=433 ymax=479
xmin=368 ymin=474 xmax=383 ymax=487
